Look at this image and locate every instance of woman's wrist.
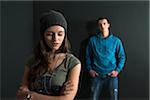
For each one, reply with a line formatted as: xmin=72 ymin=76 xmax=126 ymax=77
xmin=26 ymin=91 xmax=32 ymax=100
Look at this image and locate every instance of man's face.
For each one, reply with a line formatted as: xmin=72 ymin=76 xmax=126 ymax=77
xmin=98 ymin=19 xmax=110 ymax=33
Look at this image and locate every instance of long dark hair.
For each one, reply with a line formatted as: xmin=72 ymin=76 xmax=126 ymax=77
xmin=29 ymin=30 xmax=71 ymax=81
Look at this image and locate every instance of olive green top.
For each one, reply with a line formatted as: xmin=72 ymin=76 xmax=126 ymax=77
xmin=25 ymin=53 xmax=81 ymax=96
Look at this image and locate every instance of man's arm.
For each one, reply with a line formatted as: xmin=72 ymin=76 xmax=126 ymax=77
xmin=85 ymin=40 xmax=93 ymax=72
xmin=115 ymin=39 xmax=126 ymax=73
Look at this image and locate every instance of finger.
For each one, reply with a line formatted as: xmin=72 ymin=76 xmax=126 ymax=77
xmin=90 ymin=73 xmax=94 ymax=77
xmin=64 ymin=81 xmax=73 ymax=88
xmin=64 ymin=80 xmax=72 ymax=86
xmin=61 ymin=90 xmax=70 ymax=95
xmin=64 ymin=84 xmax=74 ymax=91
xmin=63 ymin=84 xmax=74 ymax=93
xmin=108 ymin=72 xmax=112 ymax=75
xmin=63 ymin=91 xmax=70 ymax=95
xmin=65 ymin=82 xmax=74 ymax=86
xmin=111 ymin=73 xmax=117 ymax=77
xmin=66 ymin=82 xmax=74 ymax=86
xmin=19 ymin=86 xmax=29 ymax=92
xmin=95 ymin=72 xmax=99 ymax=76
xmin=64 ymin=86 xmax=74 ymax=91
xmin=91 ymin=73 xmax=96 ymax=77
xmin=111 ymin=75 xmax=116 ymax=77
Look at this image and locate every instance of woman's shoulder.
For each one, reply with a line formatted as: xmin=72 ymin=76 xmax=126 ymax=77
xmin=66 ymin=53 xmax=80 ymax=62
xmin=65 ymin=53 xmax=81 ymax=70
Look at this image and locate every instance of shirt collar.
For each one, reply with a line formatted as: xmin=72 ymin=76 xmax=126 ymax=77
xmin=96 ymin=32 xmax=113 ymax=39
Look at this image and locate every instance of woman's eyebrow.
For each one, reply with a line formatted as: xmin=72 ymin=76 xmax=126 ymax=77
xmin=46 ymin=31 xmax=64 ymax=33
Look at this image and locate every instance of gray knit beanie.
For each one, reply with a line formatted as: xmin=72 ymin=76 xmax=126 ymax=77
xmin=40 ymin=10 xmax=67 ymax=35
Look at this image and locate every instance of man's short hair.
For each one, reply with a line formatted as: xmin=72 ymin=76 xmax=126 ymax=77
xmin=97 ymin=16 xmax=111 ymax=24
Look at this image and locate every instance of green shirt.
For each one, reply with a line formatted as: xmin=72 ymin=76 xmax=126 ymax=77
xmin=26 ymin=53 xmax=80 ymax=96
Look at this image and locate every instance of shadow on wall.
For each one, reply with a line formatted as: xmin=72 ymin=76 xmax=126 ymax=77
xmin=76 ymin=20 xmax=97 ymax=99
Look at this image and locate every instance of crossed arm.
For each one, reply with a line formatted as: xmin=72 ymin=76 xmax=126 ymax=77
xmin=16 ymin=63 xmax=81 ymax=100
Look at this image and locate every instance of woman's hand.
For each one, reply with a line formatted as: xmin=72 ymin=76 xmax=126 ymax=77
xmin=19 ymin=85 xmax=30 ymax=91
xmin=16 ymin=90 xmax=28 ymax=100
xmin=16 ymin=85 xmax=30 ymax=100
xmin=60 ymin=80 xmax=74 ymax=95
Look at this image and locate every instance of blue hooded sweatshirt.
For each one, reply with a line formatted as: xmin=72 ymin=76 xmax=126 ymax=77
xmin=85 ymin=32 xmax=126 ymax=76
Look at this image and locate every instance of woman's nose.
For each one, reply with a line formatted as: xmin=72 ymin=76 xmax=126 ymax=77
xmin=53 ymin=33 xmax=58 ymax=41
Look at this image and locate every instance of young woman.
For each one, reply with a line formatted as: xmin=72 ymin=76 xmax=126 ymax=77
xmin=16 ymin=10 xmax=81 ymax=100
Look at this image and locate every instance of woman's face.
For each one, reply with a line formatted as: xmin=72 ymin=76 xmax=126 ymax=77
xmin=44 ymin=25 xmax=65 ymax=51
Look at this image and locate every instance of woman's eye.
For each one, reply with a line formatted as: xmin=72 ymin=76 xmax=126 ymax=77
xmin=58 ymin=31 xmax=64 ymax=36
xmin=46 ymin=32 xmax=53 ymax=36
xmin=58 ymin=33 xmax=63 ymax=36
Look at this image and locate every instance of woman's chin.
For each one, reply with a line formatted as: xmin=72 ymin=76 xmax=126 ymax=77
xmin=52 ymin=47 xmax=59 ymax=51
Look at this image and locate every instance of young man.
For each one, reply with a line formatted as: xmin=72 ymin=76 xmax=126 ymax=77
xmin=85 ymin=17 xmax=126 ymax=100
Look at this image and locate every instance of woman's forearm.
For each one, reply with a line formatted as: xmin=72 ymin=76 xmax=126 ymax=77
xmin=32 ymin=92 xmax=74 ymax=100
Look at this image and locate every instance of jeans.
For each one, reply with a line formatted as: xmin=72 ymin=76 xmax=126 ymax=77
xmin=90 ymin=75 xmax=118 ymax=100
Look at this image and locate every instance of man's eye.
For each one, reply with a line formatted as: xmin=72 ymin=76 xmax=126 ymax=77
xmin=99 ymin=24 xmax=102 ymax=26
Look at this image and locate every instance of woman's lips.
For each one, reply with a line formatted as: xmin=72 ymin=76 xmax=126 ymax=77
xmin=52 ymin=43 xmax=59 ymax=47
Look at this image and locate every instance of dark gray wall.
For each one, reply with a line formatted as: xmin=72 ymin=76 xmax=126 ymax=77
xmin=0 ymin=1 xmax=1 ymax=99
xmin=1 ymin=1 xmax=33 ymax=99
xmin=1 ymin=1 xmax=149 ymax=100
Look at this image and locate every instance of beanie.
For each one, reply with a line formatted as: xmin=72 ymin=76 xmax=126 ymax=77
xmin=40 ymin=10 xmax=67 ymax=35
